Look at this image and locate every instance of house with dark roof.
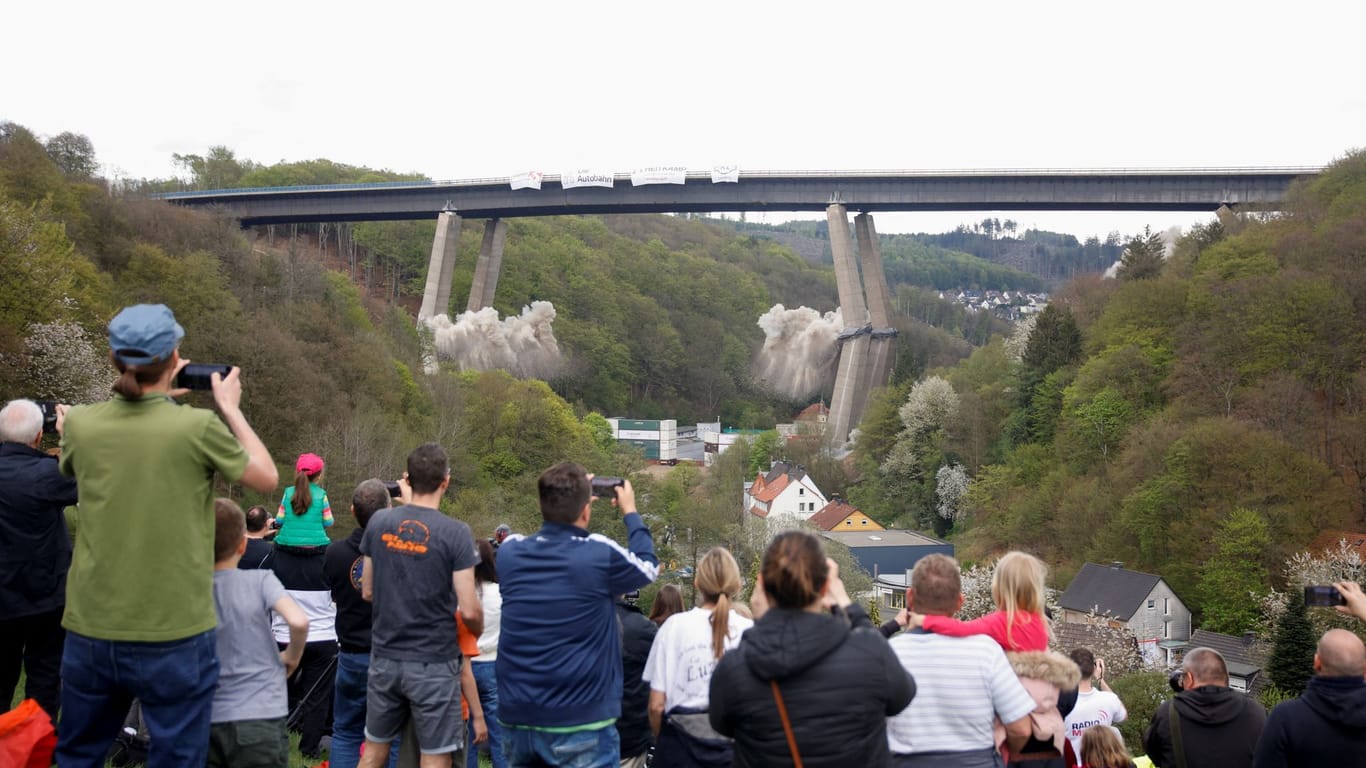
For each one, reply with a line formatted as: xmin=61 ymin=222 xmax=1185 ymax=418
xmin=1185 ymin=629 xmax=1268 ymax=693
xmin=1058 ymin=562 xmax=1192 ymax=666
xmin=807 ymin=499 xmax=883 ymax=532
xmin=830 ymin=530 xmax=954 ymax=607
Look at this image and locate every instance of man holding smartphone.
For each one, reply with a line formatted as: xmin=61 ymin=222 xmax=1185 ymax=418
xmin=496 ymin=462 xmax=659 ymax=768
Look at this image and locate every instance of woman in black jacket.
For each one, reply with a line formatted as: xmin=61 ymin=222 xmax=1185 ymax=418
xmin=708 ymin=531 xmax=915 ymax=767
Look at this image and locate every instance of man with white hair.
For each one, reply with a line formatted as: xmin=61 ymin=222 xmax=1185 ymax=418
xmin=1252 ymin=628 xmax=1366 ymax=767
xmin=0 ymin=398 xmax=79 ymax=720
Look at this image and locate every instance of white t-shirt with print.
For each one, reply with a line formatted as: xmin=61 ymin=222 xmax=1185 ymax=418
xmin=1065 ymin=688 xmax=1128 ymax=764
xmin=642 ymin=606 xmax=753 ymax=712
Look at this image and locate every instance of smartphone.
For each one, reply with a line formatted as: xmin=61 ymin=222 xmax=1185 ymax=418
xmin=591 ymin=476 xmax=624 ymax=498
xmin=383 ymin=481 xmax=403 ymax=498
xmin=35 ymin=400 xmax=59 ymax=434
xmin=174 ymin=363 xmax=233 ymax=391
xmin=1305 ymin=585 xmax=1346 ymax=607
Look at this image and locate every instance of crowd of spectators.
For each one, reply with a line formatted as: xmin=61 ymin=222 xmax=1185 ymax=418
xmin=2 ymin=302 xmax=1366 ymax=768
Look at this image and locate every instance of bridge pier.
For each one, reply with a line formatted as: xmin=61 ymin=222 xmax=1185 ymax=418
xmin=467 ymin=218 xmax=507 ymax=312
xmin=855 ymin=213 xmax=898 ymax=394
xmin=826 ymin=204 xmax=874 ymax=447
xmin=418 ymin=211 xmax=460 ymax=322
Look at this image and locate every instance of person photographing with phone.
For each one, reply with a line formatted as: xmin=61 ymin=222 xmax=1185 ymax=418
xmin=496 ymin=463 xmax=659 ymax=767
xmin=54 ymin=303 xmax=278 ymax=768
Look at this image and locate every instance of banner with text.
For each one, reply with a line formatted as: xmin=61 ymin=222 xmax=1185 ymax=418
xmin=509 ymin=171 xmax=544 ymax=191
xmin=561 ymin=169 xmax=616 ymax=189
xmin=711 ymin=164 xmax=740 ymax=183
xmin=631 ymin=166 xmax=687 ymax=186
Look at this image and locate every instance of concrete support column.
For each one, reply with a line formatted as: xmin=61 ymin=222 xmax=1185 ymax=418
xmin=418 ymin=211 xmax=460 ymax=322
xmin=467 ymin=218 xmax=508 ymax=312
xmin=856 ymin=213 xmax=898 ymax=391
xmin=827 ymin=204 xmax=873 ymax=447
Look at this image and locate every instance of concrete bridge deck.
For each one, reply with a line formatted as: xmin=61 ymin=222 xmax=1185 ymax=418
xmin=160 ymin=167 xmax=1318 ymax=225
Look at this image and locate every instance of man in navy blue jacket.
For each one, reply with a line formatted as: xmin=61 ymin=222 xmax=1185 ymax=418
xmin=0 ymin=398 xmax=79 ymax=720
xmin=496 ymin=462 xmax=658 ymax=768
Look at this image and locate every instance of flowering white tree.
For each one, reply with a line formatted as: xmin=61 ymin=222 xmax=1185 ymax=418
xmin=935 ymin=463 xmax=969 ymax=522
xmin=898 ymin=376 xmax=960 ymax=438
xmin=20 ymin=321 xmax=113 ymax=404
xmin=1004 ymin=313 xmax=1038 ymax=362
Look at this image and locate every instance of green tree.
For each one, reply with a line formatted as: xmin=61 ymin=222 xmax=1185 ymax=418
xmin=1118 ymin=226 xmax=1165 ymax=280
xmin=1197 ymin=508 xmax=1272 ymax=634
xmin=1267 ymin=589 xmax=1316 ymax=696
xmin=173 ymin=146 xmax=258 ymax=189
xmin=44 ymin=131 xmax=98 ymax=178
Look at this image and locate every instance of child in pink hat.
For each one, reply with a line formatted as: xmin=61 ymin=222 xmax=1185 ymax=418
xmin=274 ymin=453 xmax=334 ymax=546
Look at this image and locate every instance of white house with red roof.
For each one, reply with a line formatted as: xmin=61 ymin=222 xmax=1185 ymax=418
xmin=743 ymin=461 xmax=828 ymax=529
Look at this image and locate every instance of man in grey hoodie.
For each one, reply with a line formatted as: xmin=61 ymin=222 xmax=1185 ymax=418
xmin=1252 ymin=628 xmax=1366 ymax=768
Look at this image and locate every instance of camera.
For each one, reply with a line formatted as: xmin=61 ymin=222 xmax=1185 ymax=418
xmin=591 ymin=476 xmax=624 ymax=498
xmin=1305 ymin=585 xmax=1346 ymax=607
xmin=35 ymin=400 xmax=59 ymax=434
xmin=1169 ymin=669 xmax=1185 ymax=693
xmin=383 ymin=481 xmax=403 ymax=499
xmin=174 ymin=363 xmax=233 ymax=391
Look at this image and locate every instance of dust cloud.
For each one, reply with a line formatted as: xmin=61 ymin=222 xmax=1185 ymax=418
xmin=753 ymin=304 xmax=843 ymax=401
xmin=425 ymin=301 xmax=562 ymax=379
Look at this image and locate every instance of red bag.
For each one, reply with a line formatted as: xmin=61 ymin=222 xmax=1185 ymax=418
xmin=0 ymin=699 xmax=57 ymax=768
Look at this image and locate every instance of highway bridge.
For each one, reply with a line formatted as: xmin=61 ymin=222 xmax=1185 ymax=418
xmin=159 ymin=167 xmax=1318 ymax=226
xmin=159 ymin=166 xmax=1319 ymax=446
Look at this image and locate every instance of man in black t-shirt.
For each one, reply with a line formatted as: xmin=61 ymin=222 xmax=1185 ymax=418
xmin=323 ymin=479 xmax=391 ymax=768
xmin=238 ymin=504 xmax=276 ymax=570
xmin=358 ymin=444 xmax=482 ymax=768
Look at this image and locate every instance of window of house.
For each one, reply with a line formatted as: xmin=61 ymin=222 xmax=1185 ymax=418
xmin=1164 ymin=621 xmax=1170 ymax=639
xmin=860 ymin=519 xmax=868 ymax=525
xmin=1164 ymin=597 xmax=1170 ymax=615
xmin=799 ymin=488 xmax=805 ymax=495
xmin=1148 ymin=599 xmax=1155 ymax=610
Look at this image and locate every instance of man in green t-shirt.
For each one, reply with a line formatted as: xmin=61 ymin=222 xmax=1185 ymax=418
xmin=55 ymin=304 xmax=279 ymax=768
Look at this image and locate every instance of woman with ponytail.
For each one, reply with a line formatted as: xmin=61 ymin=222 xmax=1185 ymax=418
xmin=643 ymin=547 xmax=752 ymax=768
xmin=273 ymin=452 xmax=333 ymax=547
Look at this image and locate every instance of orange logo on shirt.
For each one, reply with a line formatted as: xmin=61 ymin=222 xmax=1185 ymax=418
xmin=381 ymin=519 xmax=430 ymax=555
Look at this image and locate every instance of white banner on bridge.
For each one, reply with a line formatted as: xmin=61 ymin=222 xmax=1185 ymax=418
xmin=509 ymin=171 xmax=544 ymax=191
xmin=631 ymin=166 xmax=687 ymax=186
xmin=561 ymin=169 xmax=616 ymax=189
xmin=711 ymin=164 xmax=740 ymax=183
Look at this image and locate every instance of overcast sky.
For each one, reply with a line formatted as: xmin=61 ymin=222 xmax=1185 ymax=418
xmin=4 ymin=0 xmax=1361 ymax=239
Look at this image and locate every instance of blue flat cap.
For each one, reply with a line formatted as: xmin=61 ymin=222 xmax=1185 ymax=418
xmin=108 ymin=304 xmax=184 ymax=365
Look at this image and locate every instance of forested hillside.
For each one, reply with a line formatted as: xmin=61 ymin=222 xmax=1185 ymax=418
xmin=842 ymin=151 xmax=1366 ymax=631
xmin=0 ymin=122 xmax=986 ymax=579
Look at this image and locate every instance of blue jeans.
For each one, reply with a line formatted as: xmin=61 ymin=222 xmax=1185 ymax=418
xmin=468 ymin=660 xmax=507 ymax=768
xmin=56 ymin=629 xmax=218 ymax=768
xmin=504 ymin=723 xmax=619 ymax=768
xmin=332 ymin=650 xmax=399 ymax=768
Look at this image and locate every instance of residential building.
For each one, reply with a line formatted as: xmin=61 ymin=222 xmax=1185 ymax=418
xmin=1058 ymin=562 xmax=1192 ymax=666
xmin=807 ymin=499 xmax=883 ymax=533
xmin=743 ymin=461 xmax=827 ymax=529
xmin=829 ymin=530 xmax=953 ymax=608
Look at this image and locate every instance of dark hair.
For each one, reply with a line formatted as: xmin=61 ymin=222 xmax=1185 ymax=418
xmin=1070 ymin=648 xmax=1097 ymax=678
xmin=290 ymin=470 xmax=315 ymax=516
xmin=214 ymin=498 xmax=246 ymax=562
xmin=474 ymin=538 xmax=498 ymax=585
xmin=538 ymin=461 xmax=590 ymax=525
xmin=650 ymin=584 xmax=686 ymax=626
xmin=244 ymin=505 xmax=271 ymax=533
xmin=406 ymin=443 xmax=450 ymax=495
xmin=761 ymin=531 xmax=828 ymax=610
xmin=110 ymin=353 xmax=175 ymax=401
xmin=910 ymin=553 xmax=962 ymax=615
xmin=351 ymin=479 xmax=391 ymax=529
